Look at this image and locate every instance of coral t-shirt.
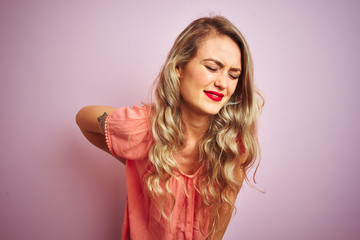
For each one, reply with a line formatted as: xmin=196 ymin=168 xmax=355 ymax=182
xmin=105 ymin=105 xmax=210 ymax=240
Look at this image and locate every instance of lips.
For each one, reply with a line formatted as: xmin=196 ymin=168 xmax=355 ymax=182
xmin=204 ymin=91 xmax=224 ymax=102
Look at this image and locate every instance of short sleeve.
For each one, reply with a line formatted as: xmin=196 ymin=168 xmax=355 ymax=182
xmin=105 ymin=105 xmax=153 ymax=160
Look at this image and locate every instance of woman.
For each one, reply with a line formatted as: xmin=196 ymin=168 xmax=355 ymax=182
xmin=76 ymin=16 xmax=263 ymax=240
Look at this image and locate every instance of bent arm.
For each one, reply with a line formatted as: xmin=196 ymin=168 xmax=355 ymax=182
xmin=75 ymin=105 xmax=125 ymax=164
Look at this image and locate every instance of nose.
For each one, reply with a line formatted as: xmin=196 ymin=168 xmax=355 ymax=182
xmin=214 ymin=71 xmax=227 ymax=89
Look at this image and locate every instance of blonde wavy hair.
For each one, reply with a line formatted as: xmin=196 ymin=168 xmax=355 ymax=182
xmin=146 ymin=16 xmax=263 ymax=238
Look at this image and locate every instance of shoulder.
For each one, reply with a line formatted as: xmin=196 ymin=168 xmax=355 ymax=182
xmin=105 ymin=104 xmax=154 ymax=160
xmin=108 ymin=104 xmax=152 ymax=122
xmin=107 ymin=105 xmax=152 ymax=132
xmin=236 ymin=134 xmax=246 ymax=154
xmin=234 ymin=134 xmax=248 ymax=186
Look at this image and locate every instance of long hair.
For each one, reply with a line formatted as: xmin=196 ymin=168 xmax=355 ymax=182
xmin=146 ymin=15 xmax=263 ymax=238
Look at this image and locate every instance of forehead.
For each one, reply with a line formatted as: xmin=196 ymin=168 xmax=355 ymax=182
xmin=196 ymin=35 xmax=241 ymax=68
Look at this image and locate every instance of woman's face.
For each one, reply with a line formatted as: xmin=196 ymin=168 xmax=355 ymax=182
xmin=177 ymin=34 xmax=241 ymax=117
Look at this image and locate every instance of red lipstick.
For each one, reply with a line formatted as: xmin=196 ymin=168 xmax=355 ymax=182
xmin=204 ymin=91 xmax=224 ymax=102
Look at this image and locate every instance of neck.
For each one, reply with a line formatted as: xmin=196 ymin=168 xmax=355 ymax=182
xmin=180 ymin=107 xmax=211 ymax=142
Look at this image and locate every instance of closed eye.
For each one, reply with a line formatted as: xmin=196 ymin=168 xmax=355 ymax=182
xmin=229 ymin=74 xmax=239 ymax=80
xmin=205 ymin=65 xmax=217 ymax=72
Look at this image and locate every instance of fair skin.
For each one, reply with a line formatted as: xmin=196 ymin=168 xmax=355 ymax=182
xmin=76 ymin=34 xmax=244 ymax=240
xmin=174 ymin=34 xmax=244 ymax=239
xmin=76 ymin=105 xmax=126 ymax=164
xmin=175 ymin=34 xmax=241 ymax=175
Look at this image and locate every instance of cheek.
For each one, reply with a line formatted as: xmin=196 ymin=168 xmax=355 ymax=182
xmin=187 ymin=65 xmax=213 ymax=85
xmin=229 ymin=81 xmax=239 ymax=95
xmin=182 ymin=74 xmax=206 ymax=93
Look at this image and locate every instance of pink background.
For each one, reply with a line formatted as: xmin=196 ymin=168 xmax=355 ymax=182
xmin=1 ymin=0 xmax=360 ymax=239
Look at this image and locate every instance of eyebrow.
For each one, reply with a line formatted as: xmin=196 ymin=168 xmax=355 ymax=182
xmin=203 ymin=58 xmax=241 ymax=72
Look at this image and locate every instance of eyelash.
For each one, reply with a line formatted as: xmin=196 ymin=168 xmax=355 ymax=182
xmin=205 ymin=66 xmax=239 ymax=80
xmin=205 ymin=66 xmax=217 ymax=71
xmin=229 ymin=74 xmax=239 ymax=80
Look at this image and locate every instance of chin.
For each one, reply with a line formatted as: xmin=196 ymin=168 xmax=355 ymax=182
xmin=201 ymin=106 xmax=223 ymax=116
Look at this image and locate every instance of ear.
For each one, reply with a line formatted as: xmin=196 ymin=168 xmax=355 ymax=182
xmin=175 ymin=65 xmax=182 ymax=79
